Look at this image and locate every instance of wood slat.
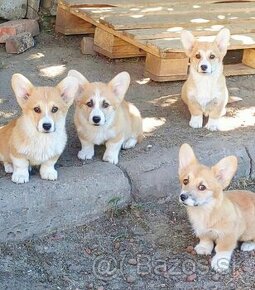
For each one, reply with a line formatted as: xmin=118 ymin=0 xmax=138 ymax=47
xmin=123 ymin=23 xmax=255 ymax=40
xmin=77 ymin=2 xmax=255 ymax=20
xmin=100 ymin=11 xmax=255 ymax=30
xmin=142 ymin=33 xmax=255 ymax=55
xmin=145 ymin=63 xmax=255 ymax=82
xmin=60 ymin=0 xmax=255 ymax=8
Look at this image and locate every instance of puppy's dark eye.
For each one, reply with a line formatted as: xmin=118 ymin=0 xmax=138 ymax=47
xmin=195 ymin=53 xmax=201 ymax=59
xmin=198 ymin=184 xmax=206 ymax=191
xmin=86 ymin=100 xmax=93 ymax=108
xmin=34 ymin=107 xmax=41 ymax=113
xmin=183 ymin=178 xmax=189 ymax=185
xmin=209 ymin=54 xmax=215 ymax=59
xmin=102 ymin=101 xmax=109 ymax=108
xmin=51 ymin=106 xmax=58 ymax=113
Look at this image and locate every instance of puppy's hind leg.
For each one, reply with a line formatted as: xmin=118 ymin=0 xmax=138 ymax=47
xmin=4 ymin=162 xmax=13 ymax=173
xmin=241 ymin=241 xmax=255 ymax=252
xmin=122 ymin=137 xmax=137 ymax=150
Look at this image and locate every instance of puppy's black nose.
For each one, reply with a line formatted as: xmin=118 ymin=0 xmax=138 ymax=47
xmin=201 ymin=64 xmax=208 ymax=71
xmin=43 ymin=123 xmax=52 ymax=131
xmin=180 ymin=193 xmax=188 ymax=201
xmin=92 ymin=116 xmax=101 ymax=124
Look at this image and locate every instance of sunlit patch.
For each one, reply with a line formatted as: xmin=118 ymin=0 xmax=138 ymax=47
xmin=231 ymin=35 xmax=255 ymax=45
xmin=151 ymin=94 xmax=179 ymax=107
xmin=136 ymin=78 xmax=150 ymax=85
xmin=197 ymin=35 xmax=215 ymax=42
xmin=141 ymin=7 xmax=162 ymax=12
xmin=131 ymin=14 xmax=144 ymax=18
xmin=167 ymin=8 xmax=173 ymax=11
xmin=0 ymin=111 xmax=16 ymax=118
xmin=193 ymin=5 xmax=201 ymax=8
xmin=0 ymin=99 xmax=4 ymax=104
xmin=130 ymin=8 xmax=140 ymax=11
xmin=90 ymin=8 xmax=112 ymax=13
xmin=204 ymin=25 xmax=224 ymax=32
xmin=27 ymin=52 xmax=45 ymax=60
xmin=219 ymin=107 xmax=255 ymax=131
xmin=143 ymin=117 xmax=166 ymax=133
xmin=167 ymin=27 xmax=183 ymax=32
xmin=217 ymin=15 xmax=225 ymax=20
xmin=191 ymin=18 xmax=209 ymax=23
xmin=40 ymin=65 xmax=66 ymax=78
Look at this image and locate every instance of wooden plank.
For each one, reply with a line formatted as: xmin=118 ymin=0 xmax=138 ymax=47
xmin=100 ymin=11 xmax=255 ymax=30
xmin=123 ymin=23 xmax=255 ymax=40
xmin=145 ymin=63 xmax=255 ymax=82
xmin=93 ymin=27 xmax=145 ymax=58
xmin=78 ymin=2 xmax=255 ymax=20
xmin=145 ymin=53 xmax=189 ymax=78
xmin=224 ymin=63 xmax=255 ymax=76
xmin=55 ymin=6 xmax=95 ymax=35
xmin=69 ymin=8 xmax=255 ymax=58
xmin=141 ymin=33 xmax=255 ymax=55
xmin=59 ymin=0 xmax=255 ymax=8
xmin=242 ymin=48 xmax=255 ymax=68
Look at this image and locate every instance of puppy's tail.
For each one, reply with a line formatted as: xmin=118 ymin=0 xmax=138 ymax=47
xmin=228 ymin=96 xmax=242 ymax=103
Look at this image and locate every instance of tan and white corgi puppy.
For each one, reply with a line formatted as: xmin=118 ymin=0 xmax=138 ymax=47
xmin=179 ymin=143 xmax=255 ymax=272
xmin=68 ymin=70 xmax=143 ymax=165
xmin=0 ymin=73 xmax=79 ymax=183
xmin=181 ymin=29 xmax=241 ymax=131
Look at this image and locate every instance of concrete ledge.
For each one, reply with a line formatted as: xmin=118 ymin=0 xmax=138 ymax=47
xmin=0 ymin=138 xmax=254 ymax=241
xmin=0 ymin=162 xmax=131 ymax=241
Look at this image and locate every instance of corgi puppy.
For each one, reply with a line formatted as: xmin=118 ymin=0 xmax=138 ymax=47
xmin=0 ymin=73 xmax=79 ymax=183
xmin=181 ymin=29 xmax=241 ymax=131
xmin=179 ymin=143 xmax=255 ymax=272
xmin=68 ymin=70 xmax=143 ymax=164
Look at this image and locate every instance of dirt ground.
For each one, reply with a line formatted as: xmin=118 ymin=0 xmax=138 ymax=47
xmin=1 ymin=180 xmax=255 ymax=290
xmin=1 ymin=30 xmax=255 ymax=289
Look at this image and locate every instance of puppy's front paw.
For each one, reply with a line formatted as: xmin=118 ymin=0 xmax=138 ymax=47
xmin=195 ymin=243 xmax=213 ymax=255
xmin=78 ymin=148 xmax=94 ymax=160
xmin=103 ymin=152 xmax=119 ymax=164
xmin=40 ymin=167 xmax=58 ymax=181
xmin=205 ymin=118 xmax=220 ymax=131
xmin=211 ymin=253 xmax=231 ymax=272
xmin=189 ymin=115 xmax=203 ymax=129
xmin=12 ymin=171 xmax=29 ymax=184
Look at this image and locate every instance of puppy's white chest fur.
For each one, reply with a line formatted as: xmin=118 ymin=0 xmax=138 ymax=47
xmin=89 ymin=126 xmax=116 ymax=145
xmin=190 ymin=74 xmax=220 ymax=110
xmin=15 ymin=119 xmax=67 ymax=165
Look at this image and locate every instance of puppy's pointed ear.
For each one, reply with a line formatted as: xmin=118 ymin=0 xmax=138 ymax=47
xmin=215 ymin=28 xmax=230 ymax=55
xmin=181 ymin=30 xmax=195 ymax=57
xmin=108 ymin=71 xmax=130 ymax=103
xmin=68 ymin=69 xmax=89 ymax=85
xmin=212 ymin=156 xmax=237 ymax=189
xmin=57 ymin=76 xmax=81 ymax=107
xmin=11 ymin=73 xmax=34 ymax=107
xmin=179 ymin=143 xmax=197 ymax=175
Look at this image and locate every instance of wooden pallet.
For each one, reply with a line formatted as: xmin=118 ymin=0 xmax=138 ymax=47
xmin=56 ymin=0 xmax=255 ymax=81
